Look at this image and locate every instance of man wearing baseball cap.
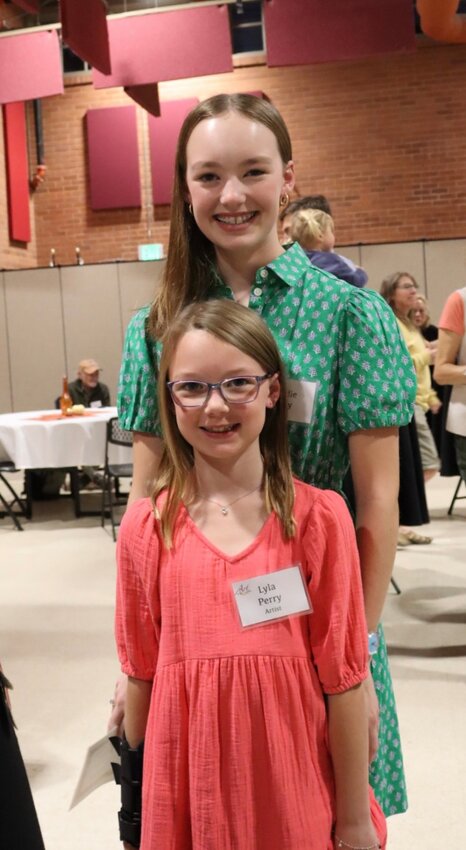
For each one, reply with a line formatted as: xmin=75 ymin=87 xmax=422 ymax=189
xmin=69 ymin=358 xmax=111 ymax=408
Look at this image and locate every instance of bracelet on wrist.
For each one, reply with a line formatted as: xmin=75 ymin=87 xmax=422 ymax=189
xmin=334 ymin=835 xmax=381 ymax=850
xmin=368 ymin=631 xmax=379 ymax=656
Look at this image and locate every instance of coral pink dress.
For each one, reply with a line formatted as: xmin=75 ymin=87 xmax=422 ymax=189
xmin=116 ymin=481 xmax=386 ymax=850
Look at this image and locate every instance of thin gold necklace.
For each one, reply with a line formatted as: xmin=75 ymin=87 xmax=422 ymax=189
xmin=199 ymin=485 xmax=262 ymax=516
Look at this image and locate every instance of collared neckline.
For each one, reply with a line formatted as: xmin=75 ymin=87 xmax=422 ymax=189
xmin=207 ymin=242 xmax=308 ymax=294
xmin=263 ymin=242 xmax=309 ymax=287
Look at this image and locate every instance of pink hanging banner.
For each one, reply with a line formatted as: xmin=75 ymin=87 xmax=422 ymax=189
xmin=125 ymin=84 xmax=161 ymax=117
xmin=61 ymin=0 xmax=111 ymax=75
xmin=0 ymin=30 xmax=63 ymax=104
xmin=148 ymin=99 xmax=198 ymax=206
xmin=264 ymin=0 xmax=415 ymax=66
xmin=3 ymin=102 xmax=31 ymax=243
xmin=93 ymin=6 xmax=232 ymax=89
xmin=86 ymin=106 xmax=141 ymax=210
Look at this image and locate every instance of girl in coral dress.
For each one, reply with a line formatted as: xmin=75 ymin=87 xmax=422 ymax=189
xmin=115 ymin=299 xmax=386 ymax=850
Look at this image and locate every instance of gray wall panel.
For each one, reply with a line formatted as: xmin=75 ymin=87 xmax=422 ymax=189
xmin=4 ymin=268 xmax=65 ymax=411
xmin=118 ymin=259 xmax=165 ymax=335
xmin=335 ymin=244 xmax=361 ymax=267
xmin=0 ymin=272 xmax=13 ymax=413
xmin=60 ymin=264 xmax=122 ymax=406
xmin=360 ymin=242 xmax=425 ymax=294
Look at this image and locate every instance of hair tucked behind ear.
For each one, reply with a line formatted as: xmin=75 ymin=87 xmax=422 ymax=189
xmin=148 ymin=93 xmax=293 ymax=340
xmin=153 ymin=300 xmax=296 ymax=547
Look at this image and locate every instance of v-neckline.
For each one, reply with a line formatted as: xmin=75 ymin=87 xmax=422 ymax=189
xmin=181 ymin=505 xmax=276 ymax=563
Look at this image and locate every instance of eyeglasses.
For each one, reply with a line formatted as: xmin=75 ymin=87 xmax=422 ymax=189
xmin=167 ymin=374 xmax=272 ymax=408
xmin=397 ymin=282 xmax=417 ymax=291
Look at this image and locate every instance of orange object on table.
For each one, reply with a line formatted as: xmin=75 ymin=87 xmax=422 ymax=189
xmin=29 ymin=411 xmax=100 ymax=422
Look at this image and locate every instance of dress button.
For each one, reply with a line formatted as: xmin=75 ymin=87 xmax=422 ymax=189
xmin=260 ymin=269 xmax=268 ymax=279
xmin=253 ymin=287 xmax=262 ymax=297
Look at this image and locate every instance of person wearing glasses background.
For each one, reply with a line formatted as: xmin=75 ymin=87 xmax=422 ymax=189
xmin=115 ymin=93 xmax=416 ymax=817
xmin=115 ymin=299 xmax=386 ymax=850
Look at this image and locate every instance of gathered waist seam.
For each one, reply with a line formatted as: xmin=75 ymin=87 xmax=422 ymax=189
xmin=156 ymin=653 xmax=312 ymax=673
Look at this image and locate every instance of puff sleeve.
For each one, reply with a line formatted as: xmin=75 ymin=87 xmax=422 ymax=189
xmin=117 ymin=306 xmax=162 ymax=436
xmin=115 ymin=498 xmax=161 ymax=680
xmin=302 ymin=488 xmax=368 ymax=694
xmin=336 ymin=288 xmax=416 ymax=434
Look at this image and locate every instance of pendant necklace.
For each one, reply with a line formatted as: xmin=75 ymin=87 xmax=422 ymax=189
xmin=199 ymin=484 xmax=262 ymax=516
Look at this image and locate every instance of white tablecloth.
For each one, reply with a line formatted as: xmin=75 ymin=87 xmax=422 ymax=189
xmin=0 ymin=407 xmax=132 ymax=469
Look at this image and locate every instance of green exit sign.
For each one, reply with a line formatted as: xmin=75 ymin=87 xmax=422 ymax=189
xmin=138 ymin=243 xmax=164 ymax=261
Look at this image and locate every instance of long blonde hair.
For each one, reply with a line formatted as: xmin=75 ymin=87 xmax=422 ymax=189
xmin=153 ymin=300 xmax=296 ymax=547
xmin=148 ymin=94 xmax=293 ymax=340
xmin=290 ymin=209 xmax=334 ymax=251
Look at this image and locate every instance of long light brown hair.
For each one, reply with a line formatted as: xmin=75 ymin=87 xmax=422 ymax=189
xmin=153 ymin=299 xmax=296 ymax=547
xmin=380 ymin=271 xmax=419 ymax=327
xmin=148 ymin=93 xmax=293 ymax=339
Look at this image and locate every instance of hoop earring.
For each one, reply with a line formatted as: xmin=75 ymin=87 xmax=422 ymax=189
xmin=188 ymin=203 xmax=193 ymax=215
xmin=279 ymin=193 xmax=289 ymax=209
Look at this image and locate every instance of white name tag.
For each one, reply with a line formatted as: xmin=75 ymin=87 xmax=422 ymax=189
xmin=90 ymin=400 xmax=102 ymax=409
xmin=232 ymin=565 xmax=312 ymax=628
xmin=287 ymin=379 xmax=318 ymax=424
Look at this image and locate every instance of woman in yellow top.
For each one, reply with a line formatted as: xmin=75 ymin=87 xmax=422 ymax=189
xmin=381 ymin=272 xmax=440 ymax=543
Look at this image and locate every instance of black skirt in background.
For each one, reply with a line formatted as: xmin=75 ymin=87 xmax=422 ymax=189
xmin=343 ymin=417 xmax=429 ymax=526
xmin=0 ymin=680 xmax=45 ymax=850
xmin=398 ymin=418 xmax=429 ymax=526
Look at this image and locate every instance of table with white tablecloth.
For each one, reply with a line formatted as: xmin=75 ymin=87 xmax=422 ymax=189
xmin=0 ymin=407 xmax=132 ymax=518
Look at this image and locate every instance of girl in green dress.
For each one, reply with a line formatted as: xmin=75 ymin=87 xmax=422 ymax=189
xmin=116 ymin=93 xmax=415 ymax=817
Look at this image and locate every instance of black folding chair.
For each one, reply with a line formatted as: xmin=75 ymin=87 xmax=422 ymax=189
xmin=101 ymin=418 xmax=133 ymax=541
xmin=0 ymin=462 xmax=30 ymax=531
xmin=447 ymin=476 xmax=466 ymax=516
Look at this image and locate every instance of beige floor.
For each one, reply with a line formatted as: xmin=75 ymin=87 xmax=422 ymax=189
xmin=0 ymin=476 xmax=465 ymax=849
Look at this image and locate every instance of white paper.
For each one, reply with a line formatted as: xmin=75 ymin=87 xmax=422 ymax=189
xmin=232 ymin=565 xmax=312 ymax=628
xmin=286 ymin=379 xmax=318 ymax=424
xmin=69 ymin=727 xmax=120 ymax=810
xmin=447 ymin=385 xmax=466 ymax=437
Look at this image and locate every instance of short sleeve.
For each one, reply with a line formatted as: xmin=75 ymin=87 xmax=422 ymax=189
xmin=117 ymin=306 xmax=162 ymax=435
xmin=438 ymin=290 xmax=465 ymax=336
xmin=337 ymin=289 xmax=416 ymax=434
xmin=115 ymin=499 xmax=161 ymax=680
xmin=301 ymin=488 xmax=368 ymax=694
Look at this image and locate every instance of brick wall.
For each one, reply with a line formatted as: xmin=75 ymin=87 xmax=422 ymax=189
xmin=1 ymin=42 xmax=466 ymax=268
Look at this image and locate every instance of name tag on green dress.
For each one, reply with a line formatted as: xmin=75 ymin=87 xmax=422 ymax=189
xmin=286 ymin=380 xmax=318 ymax=424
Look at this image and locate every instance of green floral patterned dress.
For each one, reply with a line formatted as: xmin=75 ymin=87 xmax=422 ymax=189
xmin=118 ymin=242 xmax=414 ymax=815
